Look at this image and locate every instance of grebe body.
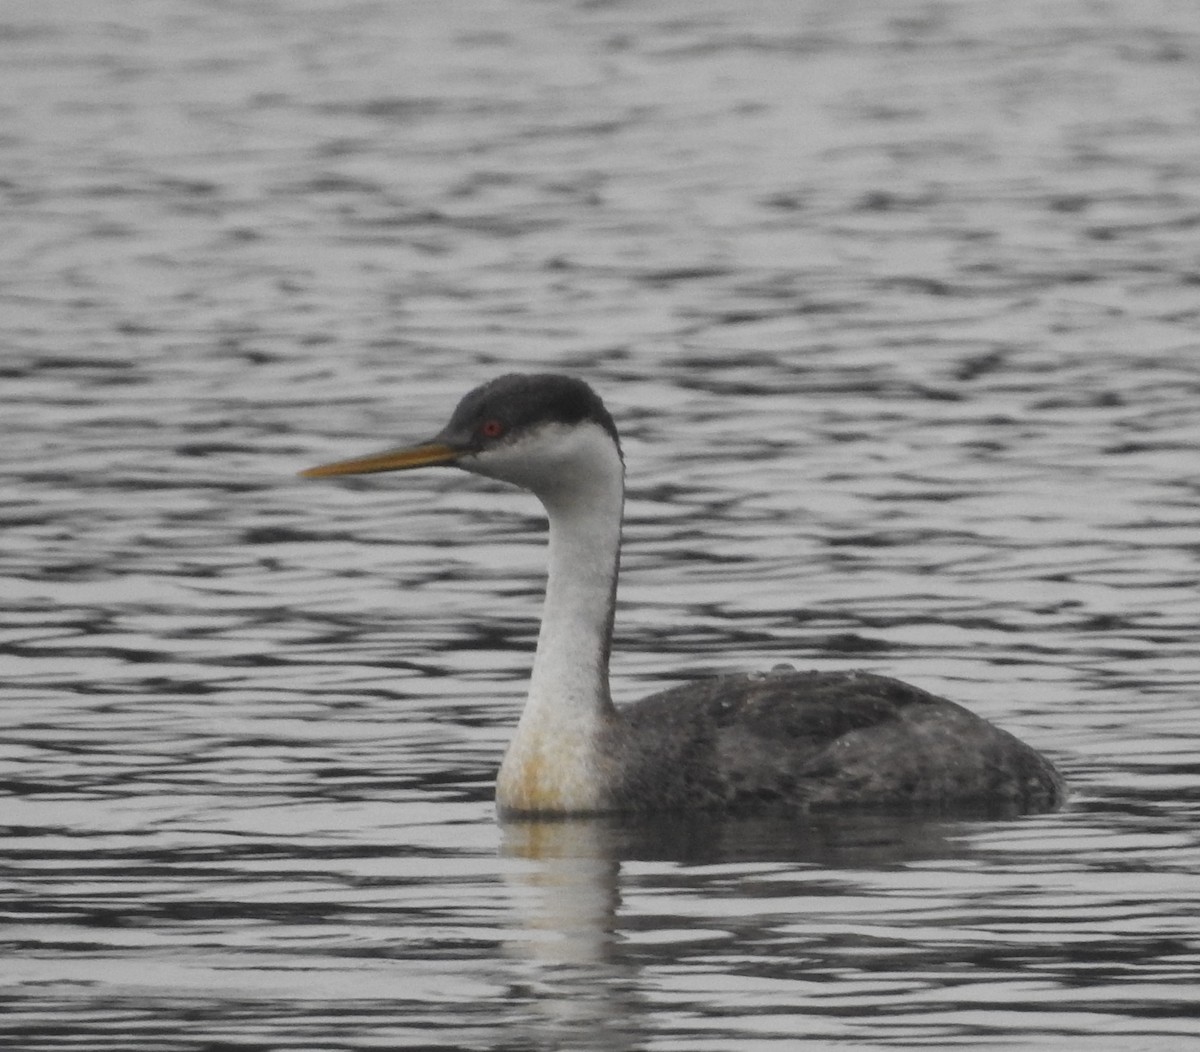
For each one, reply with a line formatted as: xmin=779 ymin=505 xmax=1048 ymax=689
xmin=302 ymin=373 xmax=1064 ymax=817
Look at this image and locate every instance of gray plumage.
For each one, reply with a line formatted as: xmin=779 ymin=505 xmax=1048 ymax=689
xmin=603 ymin=669 xmax=1065 ymax=815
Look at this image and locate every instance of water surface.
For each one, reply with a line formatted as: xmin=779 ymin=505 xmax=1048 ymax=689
xmin=3 ymin=1 xmax=1200 ymax=1049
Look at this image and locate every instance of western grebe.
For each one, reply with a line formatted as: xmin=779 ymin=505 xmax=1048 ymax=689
xmin=302 ymin=373 xmax=1064 ymax=817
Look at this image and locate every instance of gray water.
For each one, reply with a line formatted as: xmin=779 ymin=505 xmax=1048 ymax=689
xmin=3 ymin=1 xmax=1200 ymax=1049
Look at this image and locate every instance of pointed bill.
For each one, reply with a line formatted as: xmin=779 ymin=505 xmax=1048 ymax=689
xmin=300 ymin=442 xmax=461 ymax=479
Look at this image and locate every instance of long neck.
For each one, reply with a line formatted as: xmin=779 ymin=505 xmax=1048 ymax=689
xmin=529 ymin=479 xmax=622 ymax=722
xmin=494 ymin=428 xmax=625 ymax=814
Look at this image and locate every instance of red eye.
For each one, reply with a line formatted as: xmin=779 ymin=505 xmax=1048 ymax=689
xmin=480 ymin=419 xmax=504 ymax=439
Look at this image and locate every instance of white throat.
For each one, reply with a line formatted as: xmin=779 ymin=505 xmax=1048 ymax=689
xmin=465 ymin=422 xmax=624 ymax=813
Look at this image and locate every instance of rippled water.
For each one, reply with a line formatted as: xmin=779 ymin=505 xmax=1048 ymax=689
xmin=3 ymin=1 xmax=1200 ymax=1048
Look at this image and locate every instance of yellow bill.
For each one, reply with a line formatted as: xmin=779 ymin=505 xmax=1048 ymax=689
xmin=300 ymin=442 xmax=461 ymax=479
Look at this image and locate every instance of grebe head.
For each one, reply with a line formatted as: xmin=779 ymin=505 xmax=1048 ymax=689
xmin=300 ymin=373 xmax=623 ymax=500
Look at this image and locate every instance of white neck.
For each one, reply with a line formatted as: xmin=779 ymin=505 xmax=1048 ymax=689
xmin=469 ymin=423 xmax=624 ymax=813
xmin=527 ymin=461 xmax=622 ymax=726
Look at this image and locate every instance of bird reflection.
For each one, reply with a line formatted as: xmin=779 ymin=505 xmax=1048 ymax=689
xmin=496 ymin=810 xmax=976 ymax=1049
xmin=499 ymin=819 xmax=639 ymax=1052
